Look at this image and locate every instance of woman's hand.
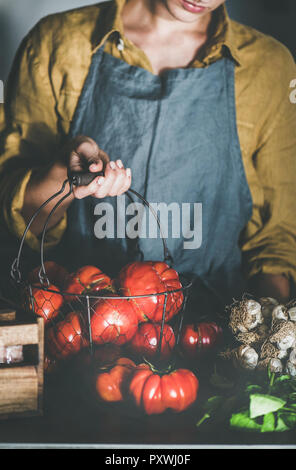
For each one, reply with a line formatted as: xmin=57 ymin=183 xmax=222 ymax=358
xmin=22 ymin=136 xmax=132 ymax=236
xmin=68 ymin=136 xmax=132 ymax=199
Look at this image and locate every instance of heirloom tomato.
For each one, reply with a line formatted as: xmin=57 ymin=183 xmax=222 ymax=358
xmin=29 ymin=284 xmax=63 ymax=324
xmin=28 ymin=261 xmax=70 ymax=290
xmin=179 ymin=321 xmax=223 ymax=358
xmin=64 ymin=265 xmax=113 ymax=301
xmin=129 ymin=322 xmax=175 ymax=360
xmin=90 ymin=297 xmax=138 ymax=345
xmin=118 ymin=261 xmax=183 ymax=323
xmin=95 ymin=357 xmax=136 ymax=402
xmin=46 ymin=311 xmax=87 ymax=360
xmin=129 ymin=364 xmax=199 ymax=415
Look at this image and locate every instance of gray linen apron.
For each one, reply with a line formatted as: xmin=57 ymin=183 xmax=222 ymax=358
xmin=62 ymin=35 xmax=253 ymax=315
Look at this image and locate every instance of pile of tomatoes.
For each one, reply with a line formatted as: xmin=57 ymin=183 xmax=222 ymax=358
xmin=26 ymin=260 xmax=223 ymax=415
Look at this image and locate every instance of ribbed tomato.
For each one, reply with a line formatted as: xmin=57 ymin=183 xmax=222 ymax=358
xmin=179 ymin=321 xmax=223 ymax=358
xmin=90 ymin=297 xmax=138 ymax=345
xmin=129 ymin=322 xmax=176 ymax=360
xmin=95 ymin=357 xmax=136 ymax=402
xmin=64 ymin=265 xmax=113 ymax=301
xmin=46 ymin=311 xmax=87 ymax=360
xmin=29 ymin=284 xmax=63 ymax=324
xmin=129 ymin=364 xmax=199 ymax=415
xmin=118 ymin=261 xmax=183 ymax=323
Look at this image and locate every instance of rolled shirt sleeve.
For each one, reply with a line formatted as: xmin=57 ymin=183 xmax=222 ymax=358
xmin=0 ymin=19 xmax=67 ymax=252
xmin=241 ymin=48 xmax=296 ymax=285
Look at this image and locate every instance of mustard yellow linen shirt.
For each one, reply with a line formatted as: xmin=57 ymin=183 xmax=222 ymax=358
xmin=0 ymin=0 xmax=296 ymax=284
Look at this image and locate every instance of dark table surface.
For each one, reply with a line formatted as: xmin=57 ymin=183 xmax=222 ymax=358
xmin=0 ymin=359 xmax=296 ymax=448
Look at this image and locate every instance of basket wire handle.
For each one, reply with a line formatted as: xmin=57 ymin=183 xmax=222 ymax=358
xmin=11 ymin=170 xmax=174 ymax=284
xmin=39 ymin=181 xmax=75 ymax=286
xmin=10 ymin=178 xmax=69 ymax=284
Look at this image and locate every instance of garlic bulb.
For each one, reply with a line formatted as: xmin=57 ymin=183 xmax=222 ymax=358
xmin=257 ymin=358 xmax=283 ymax=374
xmin=269 ymin=358 xmax=283 ymax=374
xmin=270 ymin=321 xmax=296 ymax=351
xmin=239 ymin=345 xmax=259 ymax=370
xmin=286 ymin=361 xmax=296 ymax=377
xmin=245 ymin=300 xmax=264 ymax=330
xmin=236 ymin=324 xmax=269 ymax=347
xmin=229 ymin=299 xmax=263 ymax=334
xmin=277 ymin=333 xmax=296 ymax=351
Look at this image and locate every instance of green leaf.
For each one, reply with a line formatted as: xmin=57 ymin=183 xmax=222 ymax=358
xmin=276 ymin=415 xmax=292 ymax=432
xmin=245 ymin=384 xmax=263 ymax=395
xmin=261 ymin=412 xmax=275 ymax=433
xmin=250 ymin=394 xmax=286 ymax=419
xmin=230 ymin=411 xmax=262 ymax=432
xmin=274 ymin=375 xmax=292 ymax=384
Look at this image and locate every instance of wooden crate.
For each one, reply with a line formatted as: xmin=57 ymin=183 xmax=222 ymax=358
xmin=0 ymin=309 xmax=44 ymax=419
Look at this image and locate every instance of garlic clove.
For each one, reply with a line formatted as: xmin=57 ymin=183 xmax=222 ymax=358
xmin=269 ymin=358 xmax=283 ymax=374
xmin=240 ymin=345 xmax=258 ymax=370
xmin=288 ymin=307 xmax=296 ymax=322
xmin=272 ymin=305 xmax=288 ymax=323
xmin=245 ymin=300 xmax=263 ymax=330
xmin=286 ymin=361 xmax=296 ymax=377
xmin=278 ymin=349 xmax=288 ymax=360
xmin=277 ymin=333 xmax=296 ymax=351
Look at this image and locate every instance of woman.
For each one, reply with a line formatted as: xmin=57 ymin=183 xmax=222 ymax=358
xmin=0 ymin=0 xmax=295 ymax=310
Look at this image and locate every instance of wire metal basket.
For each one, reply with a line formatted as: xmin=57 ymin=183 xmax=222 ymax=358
xmin=10 ymin=171 xmax=193 ymax=376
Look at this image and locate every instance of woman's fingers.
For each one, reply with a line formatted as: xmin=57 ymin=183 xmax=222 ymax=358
xmin=73 ymin=175 xmax=102 ymax=199
xmin=117 ymin=167 xmax=132 ymax=195
xmin=73 ymin=160 xmax=132 ymax=199
xmin=93 ymin=160 xmax=129 ymax=198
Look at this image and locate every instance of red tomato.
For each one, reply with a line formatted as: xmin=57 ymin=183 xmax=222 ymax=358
xmin=28 ymin=261 xmax=70 ymax=290
xmin=95 ymin=357 xmax=136 ymax=402
xmin=129 ymin=323 xmax=176 ymax=360
xmin=129 ymin=364 xmax=199 ymax=415
xmin=179 ymin=322 xmax=223 ymax=358
xmin=64 ymin=265 xmax=113 ymax=301
xmin=118 ymin=261 xmax=183 ymax=323
xmin=46 ymin=311 xmax=87 ymax=360
xmin=90 ymin=297 xmax=138 ymax=346
xmin=29 ymin=284 xmax=63 ymax=324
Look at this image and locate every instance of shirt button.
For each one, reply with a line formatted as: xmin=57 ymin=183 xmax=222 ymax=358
xmin=117 ymin=38 xmax=125 ymax=51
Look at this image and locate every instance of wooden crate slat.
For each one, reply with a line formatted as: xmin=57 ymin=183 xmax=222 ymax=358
xmin=0 ymin=323 xmax=39 ymax=346
xmin=0 ymin=309 xmax=16 ymax=322
xmin=0 ymin=366 xmax=38 ymax=415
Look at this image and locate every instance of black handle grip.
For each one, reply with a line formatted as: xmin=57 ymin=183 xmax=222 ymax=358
xmin=68 ymin=171 xmax=104 ymax=187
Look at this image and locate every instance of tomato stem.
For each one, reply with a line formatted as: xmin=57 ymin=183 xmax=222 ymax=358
xmin=143 ymin=357 xmax=176 ymax=376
